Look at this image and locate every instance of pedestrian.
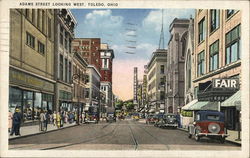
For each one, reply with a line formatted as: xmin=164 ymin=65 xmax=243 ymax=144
xmin=65 ymin=111 xmax=68 ymax=124
xmin=8 ymin=110 xmax=13 ymax=133
xmin=44 ymin=111 xmax=49 ymax=132
xmin=39 ymin=110 xmax=46 ymax=131
xmin=10 ymin=108 xmax=22 ymax=136
xmin=60 ymin=111 xmax=64 ymax=127
xmin=56 ymin=112 xmax=61 ymax=128
xmin=53 ymin=111 xmax=57 ymax=126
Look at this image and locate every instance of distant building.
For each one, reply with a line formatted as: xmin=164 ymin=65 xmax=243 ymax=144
xmin=100 ymin=43 xmax=115 ymax=113
xmin=133 ymin=67 xmax=138 ymax=110
xmin=147 ymin=49 xmax=167 ymax=114
xmin=166 ymin=18 xmax=189 ymax=114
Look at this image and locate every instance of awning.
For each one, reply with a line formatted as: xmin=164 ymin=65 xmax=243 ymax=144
xmin=182 ymin=99 xmax=198 ymax=110
xmin=183 ymin=101 xmax=219 ymax=111
xmin=221 ymin=90 xmax=241 ymax=110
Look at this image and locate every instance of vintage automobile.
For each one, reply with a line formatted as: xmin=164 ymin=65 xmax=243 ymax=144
xmin=85 ymin=112 xmax=98 ymax=124
xmin=132 ymin=113 xmax=140 ymax=120
xmin=188 ymin=110 xmax=228 ymax=143
xmin=157 ymin=113 xmax=178 ymax=128
xmin=106 ymin=112 xmax=116 ymax=123
xmin=146 ymin=114 xmax=155 ymax=124
xmin=154 ymin=113 xmax=164 ymax=127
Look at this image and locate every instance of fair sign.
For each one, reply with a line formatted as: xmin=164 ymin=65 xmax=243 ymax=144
xmin=212 ymin=78 xmax=239 ymax=89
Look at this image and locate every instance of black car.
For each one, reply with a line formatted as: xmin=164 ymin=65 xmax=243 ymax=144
xmin=157 ymin=113 xmax=178 ymax=128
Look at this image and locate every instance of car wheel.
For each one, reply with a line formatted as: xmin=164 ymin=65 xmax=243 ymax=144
xmin=188 ymin=133 xmax=192 ymax=138
xmin=195 ymin=134 xmax=200 ymax=141
xmin=220 ymin=137 xmax=225 ymax=144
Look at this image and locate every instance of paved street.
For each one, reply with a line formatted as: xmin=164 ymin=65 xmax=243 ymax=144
xmin=9 ymin=119 xmax=240 ymax=150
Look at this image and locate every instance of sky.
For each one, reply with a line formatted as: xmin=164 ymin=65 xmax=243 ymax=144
xmin=71 ymin=9 xmax=195 ymax=101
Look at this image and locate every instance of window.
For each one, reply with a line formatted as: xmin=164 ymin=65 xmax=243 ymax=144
xmin=194 ymin=86 xmax=198 ymax=99
xmin=160 ymin=91 xmax=165 ymax=100
xmin=32 ymin=9 xmax=35 ymax=23
xmin=26 ymin=32 xmax=35 ymax=48
xmin=65 ymin=59 xmax=68 ymax=82
xmin=226 ymin=25 xmax=241 ymax=65
xmin=209 ymin=40 xmax=219 ymax=71
xmin=102 ymin=59 xmax=109 ymax=69
xmin=207 ymin=115 xmax=220 ymax=121
xmin=60 ymin=55 xmax=63 ymax=80
xmin=160 ymin=65 xmax=164 ymax=74
xmin=64 ymin=32 xmax=68 ymax=50
xmin=226 ymin=10 xmax=235 ymax=19
xmin=60 ymin=26 xmax=63 ymax=45
xmin=37 ymin=9 xmax=40 ymax=29
xmin=25 ymin=9 xmax=29 ymax=18
xmin=197 ymin=51 xmax=205 ymax=76
xmin=42 ymin=10 xmax=45 ymax=33
xmin=198 ymin=18 xmax=206 ymax=43
xmin=69 ymin=39 xmax=72 ymax=53
xmin=210 ymin=9 xmax=220 ymax=32
xmin=85 ymin=88 xmax=90 ymax=98
xmin=69 ymin=62 xmax=72 ymax=83
xmin=48 ymin=17 xmax=51 ymax=38
xmin=38 ymin=41 xmax=45 ymax=54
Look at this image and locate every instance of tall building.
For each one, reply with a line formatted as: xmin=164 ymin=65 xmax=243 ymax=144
xmin=54 ymin=9 xmax=77 ymax=113
xmin=100 ymin=43 xmax=114 ymax=113
xmin=166 ymin=18 xmax=189 ymax=114
xmin=133 ymin=67 xmax=138 ymax=110
xmin=147 ymin=49 xmax=167 ymax=114
xmin=9 ymin=9 xmax=55 ymax=123
xmin=72 ymin=38 xmax=101 ymax=72
xmin=192 ymin=10 xmax=241 ymax=130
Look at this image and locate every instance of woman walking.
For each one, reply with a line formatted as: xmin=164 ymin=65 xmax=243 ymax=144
xmin=8 ymin=110 xmax=13 ymax=133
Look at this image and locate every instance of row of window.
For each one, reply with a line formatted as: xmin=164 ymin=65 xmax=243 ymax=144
xmin=197 ymin=25 xmax=241 ymax=77
xmin=25 ymin=9 xmax=52 ymax=38
xmin=26 ymin=32 xmax=45 ymax=54
xmin=59 ymin=54 xmax=72 ymax=83
xmin=198 ymin=9 xmax=238 ymax=44
xmin=60 ymin=25 xmax=72 ymax=53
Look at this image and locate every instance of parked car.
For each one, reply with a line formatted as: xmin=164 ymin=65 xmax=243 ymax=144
xmin=106 ymin=112 xmax=116 ymax=123
xmin=85 ymin=113 xmax=98 ymax=124
xmin=188 ymin=110 xmax=228 ymax=143
xmin=132 ymin=113 xmax=140 ymax=120
xmin=157 ymin=113 xmax=178 ymax=128
xmin=146 ymin=114 xmax=155 ymax=124
xmin=154 ymin=113 xmax=164 ymax=127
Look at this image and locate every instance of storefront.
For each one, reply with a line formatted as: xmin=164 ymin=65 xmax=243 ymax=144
xmin=9 ymin=67 xmax=55 ymax=124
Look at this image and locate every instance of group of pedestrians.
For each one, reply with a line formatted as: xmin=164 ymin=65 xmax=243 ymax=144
xmin=54 ymin=111 xmax=76 ymax=128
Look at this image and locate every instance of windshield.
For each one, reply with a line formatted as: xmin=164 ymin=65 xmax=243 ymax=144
xmin=207 ymin=115 xmax=220 ymax=121
xmin=164 ymin=115 xmax=175 ymax=118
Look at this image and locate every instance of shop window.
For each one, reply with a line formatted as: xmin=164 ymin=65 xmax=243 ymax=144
xmin=23 ymin=91 xmax=34 ymax=122
xmin=34 ymin=92 xmax=42 ymax=120
xmin=38 ymin=41 xmax=45 ymax=54
xmin=209 ymin=40 xmax=219 ymax=71
xmin=26 ymin=32 xmax=35 ymax=49
xmin=197 ymin=51 xmax=205 ymax=76
xmin=198 ymin=18 xmax=206 ymax=43
xmin=225 ymin=25 xmax=241 ymax=65
xmin=210 ymin=9 xmax=220 ymax=33
xmin=9 ymin=87 xmax=22 ymax=113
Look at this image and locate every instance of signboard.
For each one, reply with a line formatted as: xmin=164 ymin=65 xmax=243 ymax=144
xmin=212 ymin=78 xmax=239 ymax=89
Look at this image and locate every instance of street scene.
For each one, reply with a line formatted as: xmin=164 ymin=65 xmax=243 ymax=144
xmin=8 ymin=8 xmax=241 ymax=151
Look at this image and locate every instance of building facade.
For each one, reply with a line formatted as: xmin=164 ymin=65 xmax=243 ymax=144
xmin=100 ymin=43 xmax=114 ymax=113
xmin=133 ymin=67 xmax=138 ymax=110
xmin=147 ymin=49 xmax=167 ymax=114
xmin=9 ymin=9 xmax=55 ymax=123
xmin=54 ymin=9 xmax=77 ymax=113
xmin=166 ymin=18 xmax=189 ymax=114
xmin=193 ymin=9 xmax=241 ymax=130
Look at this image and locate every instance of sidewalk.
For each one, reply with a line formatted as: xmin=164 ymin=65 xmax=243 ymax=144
xmin=9 ymin=122 xmax=77 ymax=140
xmin=178 ymin=127 xmax=241 ymax=145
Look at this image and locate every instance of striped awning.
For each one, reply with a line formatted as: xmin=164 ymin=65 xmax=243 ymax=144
xmin=182 ymin=101 xmax=219 ymax=111
xmin=182 ymin=99 xmax=198 ymax=110
xmin=221 ymin=90 xmax=241 ymax=110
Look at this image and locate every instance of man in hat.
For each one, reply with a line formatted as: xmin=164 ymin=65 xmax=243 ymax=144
xmin=10 ymin=108 xmax=22 ymax=136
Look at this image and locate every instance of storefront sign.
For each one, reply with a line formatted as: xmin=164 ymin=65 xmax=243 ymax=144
xmin=10 ymin=68 xmax=54 ymax=92
xmin=212 ymin=79 xmax=239 ymax=89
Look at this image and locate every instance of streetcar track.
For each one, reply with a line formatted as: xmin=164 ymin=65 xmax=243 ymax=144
xmin=9 ymin=123 xmax=118 ymax=150
xmin=128 ymin=122 xmax=138 ymax=150
xmin=133 ymin=120 xmax=170 ymax=150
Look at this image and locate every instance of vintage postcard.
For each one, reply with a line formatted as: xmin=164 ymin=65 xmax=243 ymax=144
xmin=0 ymin=0 xmax=249 ymax=157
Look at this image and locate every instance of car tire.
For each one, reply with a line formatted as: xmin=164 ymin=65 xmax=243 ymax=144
xmin=188 ymin=133 xmax=192 ymax=138
xmin=195 ymin=133 xmax=200 ymax=141
xmin=220 ymin=137 xmax=225 ymax=144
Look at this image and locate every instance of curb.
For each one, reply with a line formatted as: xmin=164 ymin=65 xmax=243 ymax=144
xmin=9 ymin=124 xmax=78 ymax=141
xmin=177 ymin=128 xmax=241 ymax=146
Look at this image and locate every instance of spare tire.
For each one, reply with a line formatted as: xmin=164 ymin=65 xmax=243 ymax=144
xmin=208 ymin=123 xmax=220 ymax=134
